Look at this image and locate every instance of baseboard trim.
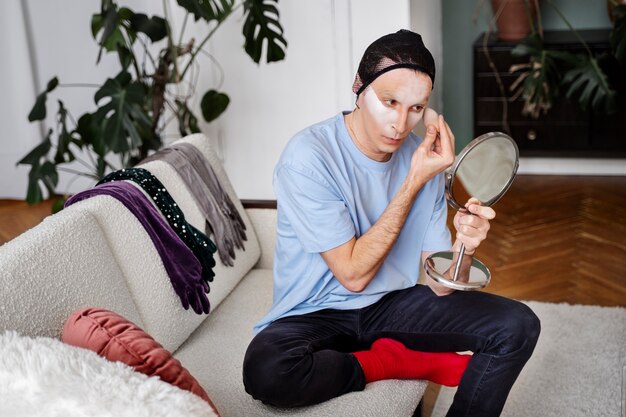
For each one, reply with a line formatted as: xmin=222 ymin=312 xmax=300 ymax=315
xmin=518 ymin=158 xmax=626 ymax=176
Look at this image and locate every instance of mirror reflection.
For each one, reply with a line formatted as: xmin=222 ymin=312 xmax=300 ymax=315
xmin=446 ymin=133 xmax=519 ymax=212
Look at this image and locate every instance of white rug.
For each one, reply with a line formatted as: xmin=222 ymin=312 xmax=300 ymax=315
xmin=0 ymin=331 xmax=217 ymax=417
xmin=431 ymin=301 xmax=626 ymax=417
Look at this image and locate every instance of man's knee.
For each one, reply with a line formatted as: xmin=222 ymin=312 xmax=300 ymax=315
xmin=495 ymin=302 xmax=541 ymax=357
xmin=243 ymin=337 xmax=309 ymax=407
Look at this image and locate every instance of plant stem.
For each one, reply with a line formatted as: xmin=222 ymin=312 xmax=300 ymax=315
xmin=178 ymin=12 xmax=189 ymax=48
xmin=84 ymin=146 xmax=98 ymax=172
xmin=484 ymin=0 xmax=511 ymax=134
xmin=163 ymin=0 xmax=179 ymax=82
xmin=180 ymin=2 xmax=244 ymax=81
xmin=197 ymin=47 xmax=225 ymax=88
xmin=57 ymin=167 xmax=99 ymax=179
xmin=73 ymin=155 xmax=98 ymax=172
xmin=524 ymin=0 xmax=536 ymax=35
xmin=58 ymin=83 xmax=100 ymax=88
xmin=137 ymin=35 xmax=157 ymax=71
xmin=534 ymin=0 xmax=543 ymax=38
xmin=125 ymin=34 xmax=143 ymax=80
xmin=590 ymin=57 xmax=612 ymax=94
xmin=545 ymin=0 xmax=593 ymax=58
xmin=50 ymin=141 xmax=97 ymax=172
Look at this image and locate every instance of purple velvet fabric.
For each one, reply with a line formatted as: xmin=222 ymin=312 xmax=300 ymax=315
xmin=65 ymin=181 xmax=210 ymax=314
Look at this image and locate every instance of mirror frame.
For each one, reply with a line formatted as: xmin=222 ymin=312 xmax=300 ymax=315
xmin=444 ymin=132 xmax=519 ymax=212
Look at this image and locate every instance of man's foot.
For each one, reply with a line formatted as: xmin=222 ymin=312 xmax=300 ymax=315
xmin=353 ymin=338 xmax=471 ymax=386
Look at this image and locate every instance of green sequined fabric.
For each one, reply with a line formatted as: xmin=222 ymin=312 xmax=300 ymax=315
xmin=98 ymin=168 xmax=217 ymax=286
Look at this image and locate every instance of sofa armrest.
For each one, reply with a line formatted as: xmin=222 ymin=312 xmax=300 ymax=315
xmin=242 ymin=200 xmax=276 ymax=270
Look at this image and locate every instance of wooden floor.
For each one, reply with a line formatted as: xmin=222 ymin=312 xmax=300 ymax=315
xmin=2 ymin=175 xmax=625 ymax=416
xmin=0 ymin=198 xmax=54 ymax=245
xmin=468 ymin=175 xmax=626 ymax=308
xmin=425 ymin=174 xmax=626 ymax=417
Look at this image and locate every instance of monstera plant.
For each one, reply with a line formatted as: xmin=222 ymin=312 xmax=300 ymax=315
xmin=19 ymin=0 xmax=287 ymax=208
xmin=508 ymin=0 xmax=626 ymax=118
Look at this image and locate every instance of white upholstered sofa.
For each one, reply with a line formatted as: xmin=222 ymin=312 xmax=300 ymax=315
xmin=0 ymin=134 xmax=426 ymax=416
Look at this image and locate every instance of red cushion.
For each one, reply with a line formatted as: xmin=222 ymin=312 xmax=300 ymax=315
xmin=62 ymin=307 xmax=218 ymax=415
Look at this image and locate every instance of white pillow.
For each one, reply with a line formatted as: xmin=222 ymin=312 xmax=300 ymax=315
xmin=0 ymin=331 xmax=217 ymax=417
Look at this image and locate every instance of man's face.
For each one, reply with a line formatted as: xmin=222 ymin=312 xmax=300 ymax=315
xmin=355 ymin=68 xmax=432 ymax=161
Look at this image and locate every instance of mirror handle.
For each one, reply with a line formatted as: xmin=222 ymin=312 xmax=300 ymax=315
xmin=452 ymin=243 xmax=466 ymax=281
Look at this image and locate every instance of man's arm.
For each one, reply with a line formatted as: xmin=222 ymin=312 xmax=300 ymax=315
xmin=321 ymin=115 xmax=455 ymax=292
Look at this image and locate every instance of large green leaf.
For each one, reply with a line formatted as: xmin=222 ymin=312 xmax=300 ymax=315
xmin=39 ymin=161 xmax=59 ymax=196
xmin=93 ymin=2 xmax=121 ymax=62
xmin=611 ymin=5 xmax=626 ymax=63
xmin=176 ymin=0 xmax=234 ymax=22
xmin=562 ymin=55 xmax=618 ymax=114
xmin=93 ymin=72 xmax=151 ymax=153
xmin=242 ymin=0 xmax=287 ymax=64
xmin=24 ymin=160 xmax=59 ymax=205
xmin=28 ymin=77 xmax=59 ymax=122
xmin=19 ymin=130 xmax=59 ymax=205
xmin=25 ymin=161 xmax=43 ymax=204
xmin=17 ymin=129 xmax=52 ymax=166
xmin=509 ymin=34 xmax=569 ymax=118
xmin=92 ymin=4 xmax=138 ymax=64
xmin=76 ymin=113 xmax=106 ymax=157
xmin=511 ymin=32 xmax=543 ymax=58
xmin=116 ymin=45 xmax=133 ymax=71
xmin=54 ymin=101 xmax=76 ymax=164
xmin=130 ymin=13 xmax=168 ymax=42
xmin=200 ymin=90 xmax=230 ymax=123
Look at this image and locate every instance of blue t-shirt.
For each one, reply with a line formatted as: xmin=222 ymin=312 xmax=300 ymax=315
xmin=253 ymin=112 xmax=451 ymax=334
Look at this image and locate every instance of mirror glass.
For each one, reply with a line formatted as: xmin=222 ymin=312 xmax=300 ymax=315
xmin=447 ymin=132 xmax=519 ymax=212
xmin=425 ymin=132 xmax=519 ymax=291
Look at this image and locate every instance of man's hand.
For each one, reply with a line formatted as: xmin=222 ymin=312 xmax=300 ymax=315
xmin=409 ymin=110 xmax=455 ymax=186
xmin=453 ymin=198 xmax=496 ymax=255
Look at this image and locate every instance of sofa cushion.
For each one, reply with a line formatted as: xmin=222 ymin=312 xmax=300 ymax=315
xmin=174 ymin=268 xmax=427 ymax=417
xmin=61 ymin=307 xmax=218 ymax=413
xmin=0 ymin=331 xmax=217 ymax=417
xmin=244 ymin=208 xmax=277 ymax=270
xmin=0 ymin=205 xmax=143 ymax=339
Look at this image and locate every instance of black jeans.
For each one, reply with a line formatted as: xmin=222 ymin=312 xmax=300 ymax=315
xmin=243 ymin=284 xmax=540 ymax=417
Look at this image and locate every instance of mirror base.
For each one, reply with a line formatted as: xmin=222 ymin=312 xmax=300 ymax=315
xmin=424 ymin=251 xmax=491 ymax=291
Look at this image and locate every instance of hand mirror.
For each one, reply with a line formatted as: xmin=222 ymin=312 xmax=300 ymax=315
xmin=424 ymin=131 xmax=519 ymax=291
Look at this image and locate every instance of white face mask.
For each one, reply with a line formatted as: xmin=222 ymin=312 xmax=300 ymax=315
xmin=360 ymin=85 xmax=424 ymax=139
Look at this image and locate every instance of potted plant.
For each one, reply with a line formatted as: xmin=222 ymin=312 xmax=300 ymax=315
xmin=18 ymin=0 xmax=287 ymax=210
xmin=482 ymin=0 xmax=625 ymax=120
xmin=490 ymin=0 xmax=538 ymax=42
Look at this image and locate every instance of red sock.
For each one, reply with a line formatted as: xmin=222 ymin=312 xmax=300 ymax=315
xmin=352 ymin=338 xmax=471 ymax=387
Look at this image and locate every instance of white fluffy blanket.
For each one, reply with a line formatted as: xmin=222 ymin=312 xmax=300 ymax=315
xmin=0 ymin=331 xmax=218 ymax=417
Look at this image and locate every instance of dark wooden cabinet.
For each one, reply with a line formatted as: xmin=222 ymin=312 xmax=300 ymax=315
xmin=473 ymin=29 xmax=626 ymax=157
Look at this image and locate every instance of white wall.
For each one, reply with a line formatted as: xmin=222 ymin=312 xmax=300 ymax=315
xmin=0 ymin=1 xmax=42 ymax=200
xmin=0 ymin=0 xmax=436 ymax=200
xmin=411 ymin=0 xmax=442 ymax=113
xmin=208 ymin=0 xmax=415 ymax=199
xmin=0 ymin=0 xmax=169 ymax=199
